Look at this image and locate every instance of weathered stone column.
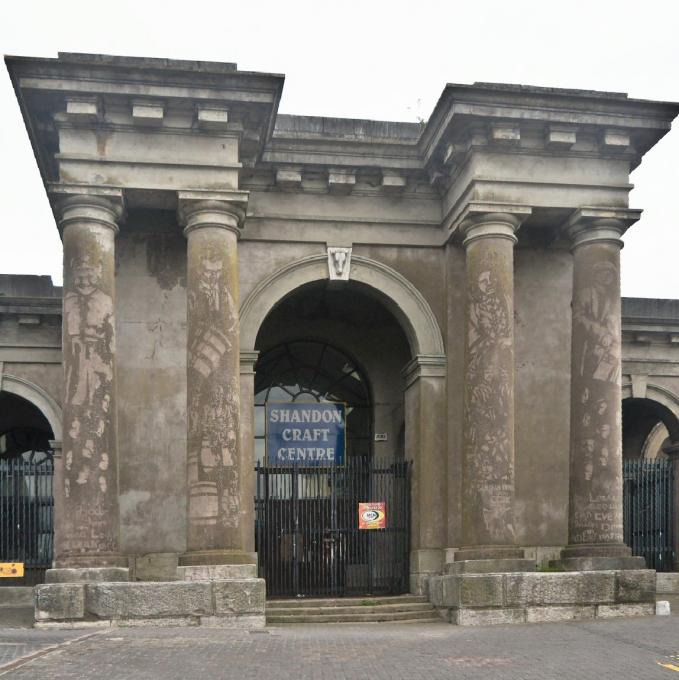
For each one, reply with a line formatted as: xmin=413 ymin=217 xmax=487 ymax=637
xmin=456 ymin=208 xmax=530 ymax=564
xmin=239 ymin=350 xmax=259 ymax=555
xmin=560 ymin=209 xmax=644 ymax=570
xmin=53 ymin=194 xmax=127 ymax=571
xmin=403 ymin=355 xmax=447 ymax=594
xmin=178 ymin=193 xmax=254 ymax=566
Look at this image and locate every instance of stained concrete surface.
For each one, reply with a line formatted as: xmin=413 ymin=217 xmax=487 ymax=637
xmin=2 ymin=617 xmax=679 ymax=679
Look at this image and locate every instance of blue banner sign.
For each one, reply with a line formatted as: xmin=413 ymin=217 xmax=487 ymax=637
xmin=266 ymin=402 xmax=346 ymax=465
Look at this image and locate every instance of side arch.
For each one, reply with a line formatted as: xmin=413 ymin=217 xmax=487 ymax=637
xmin=1 ymin=373 xmax=62 ymax=441
xmin=239 ymin=254 xmax=445 ymax=358
xmin=622 ymin=382 xmax=679 ymax=442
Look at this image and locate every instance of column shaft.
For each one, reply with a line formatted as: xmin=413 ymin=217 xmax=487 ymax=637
xmin=57 ymin=196 xmax=125 ymax=568
xmin=181 ymin=200 xmax=253 ymax=565
xmin=458 ymin=214 xmax=523 ymax=561
xmin=563 ymin=222 xmax=631 ymax=560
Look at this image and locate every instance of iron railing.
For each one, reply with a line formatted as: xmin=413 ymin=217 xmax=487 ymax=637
xmin=255 ymin=457 xmax=410 ymax=598
xmin=0 ymin=451 xmax=54 ymax=583
xmin=623 ymin=458 xmax=674 ymax=571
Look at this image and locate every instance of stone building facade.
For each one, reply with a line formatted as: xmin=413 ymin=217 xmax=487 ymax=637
xmin=2 ymin=52 xmax=679 ymax=625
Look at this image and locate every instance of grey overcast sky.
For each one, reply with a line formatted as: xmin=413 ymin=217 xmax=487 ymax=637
xmin=1 ymin=0 xmax=677 ymax=296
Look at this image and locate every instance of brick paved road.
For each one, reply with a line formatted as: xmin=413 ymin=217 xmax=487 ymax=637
xmin=1 ymin=617 xmax=679 ymax=679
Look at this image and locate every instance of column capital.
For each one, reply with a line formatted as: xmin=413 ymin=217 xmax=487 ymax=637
xmin=178 ymin=190 xmax=248 ymax=238
xmin=240 ymin=350 xmax=260 ymax=376
xmin=458 ymin=202 xmax=532 ymax=248
xmin=49 ymin=185 xmax=125 ymax=235
xmin=566 ymin=207 xmax=641 ymax=251
xmin=401 ymin=354 xmax=447 ymax=388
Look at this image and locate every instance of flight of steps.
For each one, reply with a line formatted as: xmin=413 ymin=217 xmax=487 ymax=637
xmin=266 ymin=594 xmax=441 ymax=624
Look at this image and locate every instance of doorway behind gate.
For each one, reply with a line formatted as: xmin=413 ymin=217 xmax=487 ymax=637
xmin=255 ymin=457 xmax=410 ymax=598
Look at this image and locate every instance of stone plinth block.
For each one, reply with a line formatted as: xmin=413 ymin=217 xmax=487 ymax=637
xmin=656 ymin=573 xmax=679 ymax=594
xmin=35 ymin=584 xmax=85 ymax=621
xmin=454 ymin=608 xmax=525 ymax=626
xmin=504 ymin=571 xmax=615 ymax=607
xmin=86 ymin=582 xmax=212 ymax=619
xmin=428 ymin=576 xmax=443 ymax=607
xmin=554 ymin=557 xmax=646 ymax=571
xmin=133 ymin=553 xmax=179 ymax=582
xmin=178 ymin=564 xmax=257 ymax=581
xmin=46 ymin=567 xmax=130 ymax=583
xmin=213 ymin=579 xmax=265 ymax=615
xmin=446 ymin=559 xmax=535 ymax=575
xmin=428 ymin=569 xmax=656 ymax=626
xmin=596 ymin=603 xmax=655 ymax=619
xmin=615 ymin=570 xmax=656 ymax=603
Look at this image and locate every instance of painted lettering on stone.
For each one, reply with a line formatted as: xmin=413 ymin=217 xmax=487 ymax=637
xmin=570 ymin=251 xmax=624 ymax=545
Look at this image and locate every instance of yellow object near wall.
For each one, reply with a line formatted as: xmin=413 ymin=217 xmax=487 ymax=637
xmin=0 ymin=563 xmax=24 ymax=578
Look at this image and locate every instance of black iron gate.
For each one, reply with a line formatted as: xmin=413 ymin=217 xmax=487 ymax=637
xmin=0 ymin=451 xmax=54 ymax=584
xmin=623 ymin=458 xmax=674 ymax=571
xmin=255 ymin=457 xmax=410 ymax=598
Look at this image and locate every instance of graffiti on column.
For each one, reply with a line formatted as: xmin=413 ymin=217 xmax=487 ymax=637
xmin=62 ymin=252 xmax=117 ymax=554
xmin=571 ymin=259 xmax=623 ymax=544
xmin=187 ymin=244 xmax=240 ymax=539
xmin=464 ymin=250 xmax=515 ymax=543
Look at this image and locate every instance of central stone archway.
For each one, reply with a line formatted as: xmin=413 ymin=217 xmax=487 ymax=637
xmin=240 ymin=254 xmax=445 ymax=358
xmin=239 ymin=254 xmax=447 ymax=593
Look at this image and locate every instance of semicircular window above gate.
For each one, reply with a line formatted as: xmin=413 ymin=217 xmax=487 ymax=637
xmin=254 ymin=341 xmax=371 ymax=464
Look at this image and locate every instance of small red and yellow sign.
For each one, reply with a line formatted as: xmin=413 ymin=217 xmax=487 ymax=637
xmin=0 ymin=563 xmax=24 ymax=578
xmin=358 ymin=502 xmax=386 ymax=530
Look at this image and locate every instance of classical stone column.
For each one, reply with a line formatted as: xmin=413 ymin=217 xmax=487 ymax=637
xmin=239 ymin=350 xmax=259 ymax=555
xmin=178 ymin=194 xmax=254 ymax=567
xmin=403 ymin=355 xmax=447 ymax=594
xmin=560 ymin=210 xmax=645 ymax=570
xmin=456 ymin=209 xmax=530 ymax=564
xmin=53 ymin=194 xmax=127 ymax=571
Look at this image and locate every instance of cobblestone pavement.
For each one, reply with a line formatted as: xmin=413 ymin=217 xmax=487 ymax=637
xmin=1 ymin=617 xmax=679 ymax=679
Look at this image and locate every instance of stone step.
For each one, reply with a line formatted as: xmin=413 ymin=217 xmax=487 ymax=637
xmin=267 ymin=608 xmax=439 ymax=624
xmin=267 ymin=595 xmax=428 ymax=609
xmin=266 ymin=602 xmax=435 ymax=616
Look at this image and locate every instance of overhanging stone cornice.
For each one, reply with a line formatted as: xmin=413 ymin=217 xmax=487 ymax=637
xmin=421 ymin=82 xmax=679 ymax=177
xmin=5 ymin=52 xmax=284 ymax=195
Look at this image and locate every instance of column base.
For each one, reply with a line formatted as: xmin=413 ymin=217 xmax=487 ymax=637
xmin=178 ymin=550 xmax=257 ymax=567
xmin=554 ymin=543 xmax=646 ymax=571
xmin=454 ymin=546 xmax=525 ymax=561
xmin=53 ymin=554 xmax=129 ymax=569
xmin=446 ymin=558 xmax=535 ymax=575
xmin=45 ymin=567 xmax=130 ymax=583
xmin=552 ymin=557 xmax=647 ymax=571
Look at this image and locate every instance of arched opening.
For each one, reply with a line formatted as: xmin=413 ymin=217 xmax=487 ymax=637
xmin=253 ymin=280 xmax=413 ymax=597
xmin=255 ymin=340 xmax=372 ymax=464
xmin=622 ymin=397 xmax=679 ymax=459
xmin=0 ymin=391 xmax=55 ymax=585
xmin=622 ymin=396 xmax=679 ymax=571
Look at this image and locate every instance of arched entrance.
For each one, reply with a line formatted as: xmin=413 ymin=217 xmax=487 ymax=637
xmin=0 ymin=387 xmax=57 ymax=584
xmin=621 ymin=391 xmax=679 ymax=571
xmin=240 ymin=255 xmax=447 ymax=596
xmin=249 ymin=275 xmax=429 ymax=597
